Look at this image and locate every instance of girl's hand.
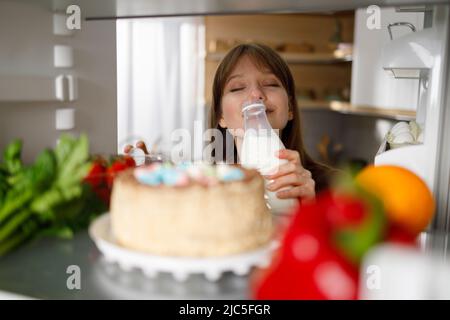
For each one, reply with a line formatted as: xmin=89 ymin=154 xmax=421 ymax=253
xmin=265 ymin=149 xmax=316 ymax=201
xmin=123 ymin=140 xmax=149 ymax=155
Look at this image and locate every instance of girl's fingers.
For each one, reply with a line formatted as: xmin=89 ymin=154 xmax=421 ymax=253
xmin=303 ymin=169 xmax=312 ymax=178
xmin=276 ymin=186 xmax=302 ymax=199
xmin=276 ymin=183 xmax=315 ymax=200
xmin=277 ymin=149 xmax=301 ymax=165
xmin=266 ymin=161 xmax=298 ymax=179
xmin=136 ymin=141 xmax=149 ymax=155
xmin=267 ymin=163 xmax=311 ymax=182
xmin=124 ymin=141 xmax=149 ymax=155
xmin=123 ymin=144 xmax=133 ymax=154
xmin=267 ymin=172 xmax=306 ymax=192
xmin=265 ymin=148 xmax=316 ymax=200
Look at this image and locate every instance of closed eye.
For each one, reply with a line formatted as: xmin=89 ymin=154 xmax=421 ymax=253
xmin=264 ymin=83 xmax=280 ymax=87
xmin=230 ymin=87 xmax=245 ymax=92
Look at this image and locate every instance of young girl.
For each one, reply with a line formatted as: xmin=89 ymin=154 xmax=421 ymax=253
xmin=125 ymin=43 xmax=334 ymax=203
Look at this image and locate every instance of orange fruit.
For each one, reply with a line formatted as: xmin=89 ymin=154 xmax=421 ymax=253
xmin=355 ymin=165 xmax=435 ymax=235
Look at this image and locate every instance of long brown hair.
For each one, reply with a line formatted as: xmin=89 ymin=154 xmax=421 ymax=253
xmin=209 ymin=43 xmax=333 ymax=193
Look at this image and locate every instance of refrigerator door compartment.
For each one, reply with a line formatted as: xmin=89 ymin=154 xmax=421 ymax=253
xmin=375 ymin=143 xmax=429 ymax=188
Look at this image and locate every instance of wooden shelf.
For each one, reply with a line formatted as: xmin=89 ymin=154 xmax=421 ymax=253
xmin=206 ymin=52 xmax=352 ymax=64
xmin=299 ymin=100 xmax=416 ymax=121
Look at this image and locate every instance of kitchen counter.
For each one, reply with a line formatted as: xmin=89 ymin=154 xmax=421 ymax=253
xmin=0 ymin=230 xmax=254 ymax=300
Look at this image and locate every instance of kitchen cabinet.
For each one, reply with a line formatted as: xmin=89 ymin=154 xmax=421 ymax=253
xmin=204 ymin=13 xmax=418 ymax=121
xmin=206 ymin=52 xmax=352 ymax=64
xmin=204 ymin=13 xmax=354 ymax=108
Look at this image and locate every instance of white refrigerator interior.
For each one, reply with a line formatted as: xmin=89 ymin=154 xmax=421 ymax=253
xmin=352 ymin=7 xmax=450 ymax=192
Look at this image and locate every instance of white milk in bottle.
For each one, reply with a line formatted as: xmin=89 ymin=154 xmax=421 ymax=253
xmin=240 ymin=100 xmax=297 ymax=214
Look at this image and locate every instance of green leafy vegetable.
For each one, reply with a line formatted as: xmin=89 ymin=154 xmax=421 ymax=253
xmin=0 ymin=134 xmax=106 ymax=257
xmin=3 ymin=139 xmax=23 ymax=175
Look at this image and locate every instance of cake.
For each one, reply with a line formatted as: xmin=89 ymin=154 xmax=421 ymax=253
xmin=110 ymin=162 xmax=273 ymax=257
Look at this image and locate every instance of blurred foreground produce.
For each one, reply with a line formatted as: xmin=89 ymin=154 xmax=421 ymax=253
xmin=253 ymin=165 xmax=435 ymax=300
xmin=0 ymin=134 xmax=134 ymax=257
xmin=355 ymin=165 xmax=434 ymax=235
xmin=84 ymin=154 xmax=135 ymax=207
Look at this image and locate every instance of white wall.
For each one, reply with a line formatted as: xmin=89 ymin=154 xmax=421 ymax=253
xmin=351 ymin=7 xmax=424 ymax=110
xmin=0 ymin=0 xmax=117 ymax=163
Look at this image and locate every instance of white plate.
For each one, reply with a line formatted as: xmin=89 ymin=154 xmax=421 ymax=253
xmin=89 ymin=213 xmax=278 ymax=282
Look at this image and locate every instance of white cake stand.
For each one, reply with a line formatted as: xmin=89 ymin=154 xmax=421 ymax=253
xmin=89 ymin=213 xmax=279 ymax=282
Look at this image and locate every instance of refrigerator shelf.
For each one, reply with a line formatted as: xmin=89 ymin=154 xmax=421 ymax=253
xmin=299 ymin=100 xmax=416 ymax=121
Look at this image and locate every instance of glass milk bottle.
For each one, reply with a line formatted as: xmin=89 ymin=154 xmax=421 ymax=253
xmin=240 ymin=99 xmax=297 ymax=214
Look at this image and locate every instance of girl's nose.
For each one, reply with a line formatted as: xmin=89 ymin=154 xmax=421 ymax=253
xmin=248 ymin=85 xmax=266 ymax=101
